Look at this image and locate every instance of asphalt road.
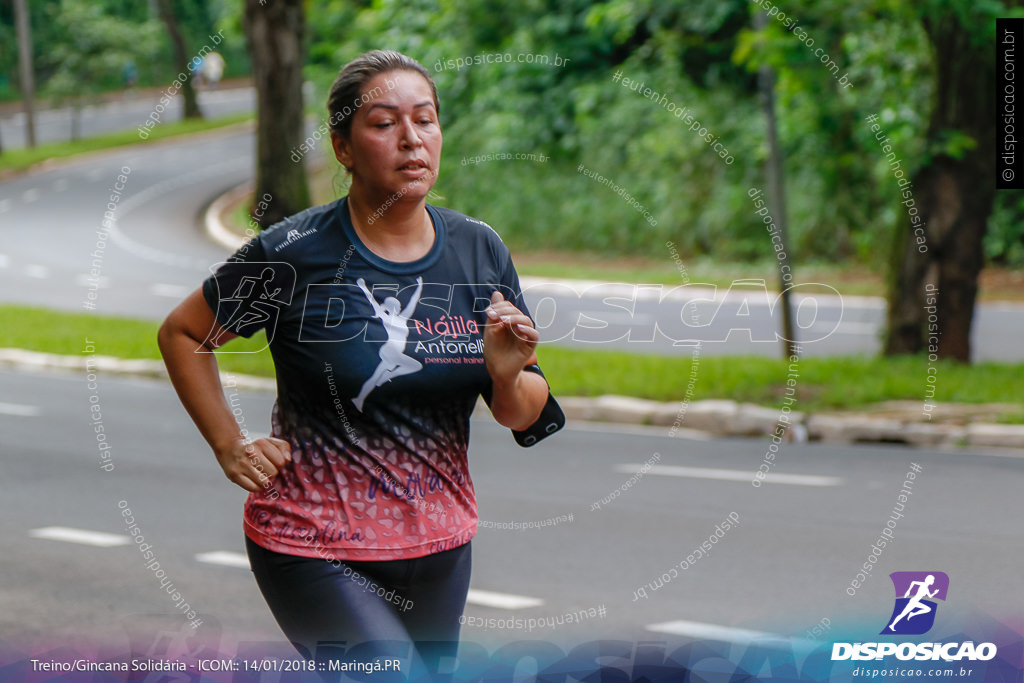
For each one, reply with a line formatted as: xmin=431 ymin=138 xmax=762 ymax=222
xmin=0 ymin=87 xmax=255 ymax=149
xmin=3 ymin=368 xmax=1021 ymax=655
xmin=0 ymin=128 xmax=251 ymax=319
xmin=2 ymin=120 xmax=1023 ymax=359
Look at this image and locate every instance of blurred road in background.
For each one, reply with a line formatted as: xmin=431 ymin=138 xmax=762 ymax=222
xmin=0 ymin=128 xmax=249 ymax=318
xmin=0 ymin=87 xmax=255 ymax=148
xmin=3 ymin=367 xmax=1022 ymax=649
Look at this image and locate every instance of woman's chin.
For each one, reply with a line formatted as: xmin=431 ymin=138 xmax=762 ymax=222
xmin=396 ymin=180 xmax=435 ymax=202
xmin=352 ymin=177 xmax=437 ymax=211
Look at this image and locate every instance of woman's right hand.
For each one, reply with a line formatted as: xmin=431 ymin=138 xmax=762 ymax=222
xmin=214 ymin=436 xmax=292 ymax=492
xmin=159 ymin=289 xmax=293 ymax=494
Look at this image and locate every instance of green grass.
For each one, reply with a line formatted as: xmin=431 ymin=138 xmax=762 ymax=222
xmin=535 ymin=346 xmax=1020 ymax=414
xmin=0 ymin=304 xmax=272 ymax=377
xmin=2 ymin=304 xmax=1020 ymax=420
xmin=232 ymin=202 xmax=259 ymax=236
xmin=0 ymin=112 xmax=254 ymax=175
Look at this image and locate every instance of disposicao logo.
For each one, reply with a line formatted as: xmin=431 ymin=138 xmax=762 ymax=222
xmin=882 ymin=571 xmax=948 ymax=635
xmin=832 ymin=572 xmax=997 ymax=662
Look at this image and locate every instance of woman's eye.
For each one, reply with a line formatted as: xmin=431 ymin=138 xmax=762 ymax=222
xmin=374 ymin=122 xmax=393 ymax=128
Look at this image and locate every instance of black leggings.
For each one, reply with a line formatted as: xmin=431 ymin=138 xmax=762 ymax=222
xmin=245 ymin=535 xmax=471 ymax=667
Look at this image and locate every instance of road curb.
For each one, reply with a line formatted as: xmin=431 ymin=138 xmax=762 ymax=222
xmin=4 ymin=348 xmax=1022 ymax=449
xmin=205 ymin=180 xmax=255 ymax=252
xmin=204 ymin=151 xmax=329 ymax=252
xmin=0 ymin=348 xmax=275 ymax=392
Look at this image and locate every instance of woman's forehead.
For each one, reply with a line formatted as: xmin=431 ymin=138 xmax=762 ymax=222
xmin=362 ymin=71 xmax=434 ymax=108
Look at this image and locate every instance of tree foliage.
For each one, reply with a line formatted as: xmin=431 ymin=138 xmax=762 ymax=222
xmin=4 ymin=0 xmax=1023 ymax=270
xmin=297 ymin=0 xmax=1024 ymax=269
xmin=0 ymin=0 xmax=247 ymax=100
xmin=44 ymin=0 xmax=160 ymax=104
xmin=42 ymin=0 xmax=160 ymax=138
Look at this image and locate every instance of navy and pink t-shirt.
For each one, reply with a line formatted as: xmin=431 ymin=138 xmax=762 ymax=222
xmin=202 ymin=197 xmax=562 ymax=561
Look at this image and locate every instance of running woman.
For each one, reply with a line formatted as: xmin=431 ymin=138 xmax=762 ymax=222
xmin=157 ymin=50 xmax=563 ymax=667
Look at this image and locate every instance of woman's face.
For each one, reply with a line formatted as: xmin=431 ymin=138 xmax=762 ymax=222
xmin=332 ymin=70 xmax=442 ymax=204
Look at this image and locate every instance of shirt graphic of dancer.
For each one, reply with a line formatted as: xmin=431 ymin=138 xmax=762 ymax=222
xmin=352 ymin=276 xmax=424 ymax=412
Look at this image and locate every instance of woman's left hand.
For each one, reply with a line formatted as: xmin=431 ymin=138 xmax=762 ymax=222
xmin=483 ymin=290 xmax=538 ymax=386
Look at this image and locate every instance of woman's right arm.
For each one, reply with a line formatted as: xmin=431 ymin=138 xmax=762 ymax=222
xmin=158 ymin=288 xmax=291 ymax=492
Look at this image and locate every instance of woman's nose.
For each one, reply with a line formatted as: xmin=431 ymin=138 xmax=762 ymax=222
xmin=400 ymin=120 xmax=423 ymax=147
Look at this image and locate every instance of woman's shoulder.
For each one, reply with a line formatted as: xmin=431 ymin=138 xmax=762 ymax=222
xmin=257 ymin=199 xmax=342 ymax=255
xmin=431 ymin=205 xmax=510 ymax=255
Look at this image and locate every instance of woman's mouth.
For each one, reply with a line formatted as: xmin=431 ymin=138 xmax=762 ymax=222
xmin=398 ymin=161 xmax=429 ymax=178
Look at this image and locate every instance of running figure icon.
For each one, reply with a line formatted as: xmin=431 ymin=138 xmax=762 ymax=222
xmin=352 ymin=277 xmax=424 ymax=412
xmin=888 ymin=574 xmax=939 ymax=631
xmin=208 ymin=267 xmax=283 ymax=347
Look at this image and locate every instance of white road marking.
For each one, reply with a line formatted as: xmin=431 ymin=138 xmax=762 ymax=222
xmin=25 ymin=265 xmax=49 ymax=279
xmin=466 ymin=589 xmax=543 ymax=610
xmin=646 ymin=619 xmax=778 ymax=642
xmin=614 ymin=464 xmax=841 ymax=487
xmin=196 ymin=551 xmax=250 ymax=569
xmin=105 ymin=157 xmax=247 ymax=270
xmin=53 ymin=178 xmax=69 ymax=192
xmin=0 ymin=199 xmax=9 ymax=213
xmin=151 ymin=283 xmax=192 ymax=298
xmin=29 ymin=526 xmax=131 ymax=547
xmin=22 ymin=188 xmax=40 ymax=203
xmin=0 ymin=253 xmax=9 ymax=268
xmin=0 ymin=402 xmax=40 ymax=416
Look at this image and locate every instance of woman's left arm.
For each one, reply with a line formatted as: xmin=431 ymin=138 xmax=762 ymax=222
xmin=483 ymin=290 xmax=549 ymax=430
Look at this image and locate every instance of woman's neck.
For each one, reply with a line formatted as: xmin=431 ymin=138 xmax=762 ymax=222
xmin=346 ymin=182 xmax=434 ymax=262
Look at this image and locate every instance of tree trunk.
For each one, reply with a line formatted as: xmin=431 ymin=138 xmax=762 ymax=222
xmin=155 ymin=0 xmax=203 ymax=120
xmin=14 ymin=0 xmax=36 ymax=147
xmin=243 ymin=0 xmax=311 ymax=227
xmin=883 ymin=12 xmax=996 ymax=362
xmin=753 ymin=10 xmax=796 ymax=358
xmin=71 ymin=103 xmax=81 ymax=142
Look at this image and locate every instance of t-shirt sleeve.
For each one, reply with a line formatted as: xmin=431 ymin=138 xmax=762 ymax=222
xmin=484 ymin=242 xmax=566 ymax=447
xmin=201 ymin=237 xmax=295 ymax=339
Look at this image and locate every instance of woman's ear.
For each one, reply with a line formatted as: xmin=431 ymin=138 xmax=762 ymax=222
xmin=331 ymin=131 xmax=352 ymax=171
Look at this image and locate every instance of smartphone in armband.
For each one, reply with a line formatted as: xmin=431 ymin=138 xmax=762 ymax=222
xmin=511 ymin=390 xmax=566 ymax=447
xmin=481 ymin=364 xmax=565 ymax=447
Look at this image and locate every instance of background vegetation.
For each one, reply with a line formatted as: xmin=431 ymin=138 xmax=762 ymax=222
xmin=4 ymin=0 xmax=1022 ymax=263
xmin=2 ymin=0 xmax=1022 ymax=367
